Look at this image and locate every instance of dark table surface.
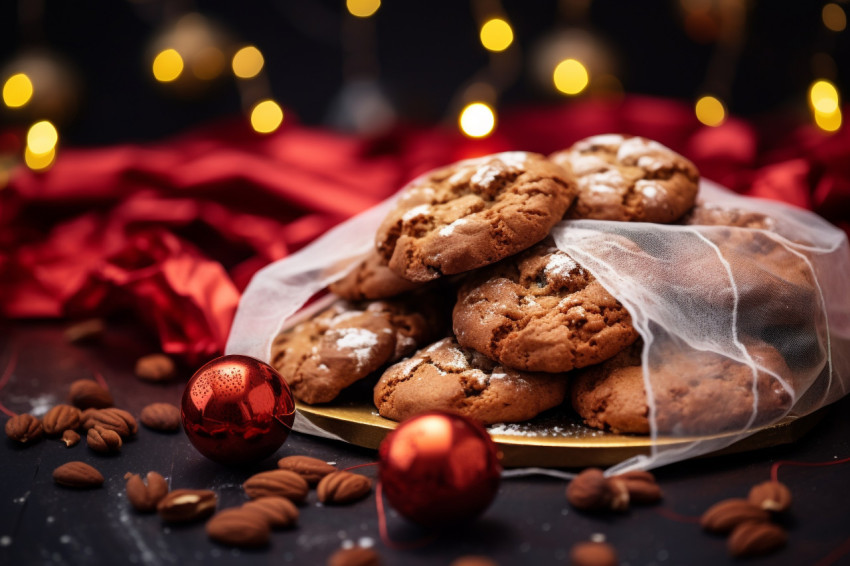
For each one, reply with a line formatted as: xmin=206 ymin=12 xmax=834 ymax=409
xmin=2 ymin=317 xmax=850 ymax=566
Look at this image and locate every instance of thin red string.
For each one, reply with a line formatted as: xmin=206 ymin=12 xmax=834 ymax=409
xmin=343 ymin=461 xmax=379 ymax=472
xmin=653 ymin=506 xmax=702 ymax=524
xmin=770 ymin=455 xmax=850 ymax=483
xmin=0 ymin=348 xmax=20 ymax=418
xmin=90 ymin=369 xmax=109 ymax=391
xmin=374 ymin=481 xmax=437 ymax=551
xmin=814 ymin=534 xmax=850 ymax=566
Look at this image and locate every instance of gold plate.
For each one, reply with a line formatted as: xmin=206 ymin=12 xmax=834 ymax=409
xmin=296 ymin=399 xmax=824 ymax=467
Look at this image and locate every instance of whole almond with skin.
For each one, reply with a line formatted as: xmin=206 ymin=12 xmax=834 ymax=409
xmin=569 ymin=541 xmax=618 ymax=566
xmin=277 ymin=455 xmax=337 ymax=485
xmin=42 ymin=405 xmax=82 ymax=435
xmin=125 ymin=472 xmax=169 ymax=512
xmin=68 ymin=379 xmax=114 ymax=410
xmin=81 ymin=408 xmax=137 ymax=437
xmin=157 ymin=489 xmax=217 ymax=522
xmin=206 ymin=508 xmax=271 ymax=547
xmin=317 ymin=471 xmax=372 ymax=505
xmin=327 ymin=546 xmax=381 ymax=566
xmin=135 ymin=354 xmax=177 ymax=382
xmin=242 ymin=497 xmax=299 ymax=529
xmin=243 ymin=470 xmax=309 ymax=503
xmin=53 ymin=461 xmax=104 ymax=488
xmin=87 ymin=427 xmax=122 ymax=453
xmin=450 ymin=556 xmax=499 ymax=566
xmin=700 ymin=498 xmax=770 ymax=533
xmin=64 ymin=318 xmax=105 ymax=344
xmin=748 ymin=481 xmax=792 ymax=512
xmin=566 ymin=468 xmax=627 ymax=512
xmin=5 ymin=413 xmax=43 ymax=444
xmin=614 ymin=470 xmax=663 ymax=504
xmin=140 ymin=403 xmax=181 ymax=432
xmin=728 ymin=520 xmax=787 ymax=558
xmin=62 ymin=429 xmax=80 ymax=447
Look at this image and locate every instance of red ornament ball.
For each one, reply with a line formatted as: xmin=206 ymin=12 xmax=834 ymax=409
xmin=181 ymin=355 xmax=295 ymax=465
xmin=378 ymin=411 xmax=502 ymax=528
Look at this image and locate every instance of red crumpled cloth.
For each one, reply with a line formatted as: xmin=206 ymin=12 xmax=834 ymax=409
xmin=2 ymin=96 xmax=848 ymax=365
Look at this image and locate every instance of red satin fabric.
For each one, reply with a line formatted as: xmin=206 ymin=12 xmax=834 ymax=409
xmin=2 ymin=96 xmax=848 ymax=364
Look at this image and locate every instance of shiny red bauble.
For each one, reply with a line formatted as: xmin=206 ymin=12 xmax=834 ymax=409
xmin=181 ymin=355 xmax=295 ymax=465
xmin=378 ymin=411 xmax=502 ymax=528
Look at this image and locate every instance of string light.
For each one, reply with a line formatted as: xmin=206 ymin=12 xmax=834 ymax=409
xmin=823 ymin=3 xmax=847 ymax=32
xmin=250 ymin=99 xmax=284 ymax=133
xmin=347 ymin=0 xmax=380 ymax=18
xmin=26 ymin=120 xmax=58 ymax=155
xmin=459 ymin=102 xmax=496 ymax=138
xmin=2 ymin=73 xmax=33 ymax=108
xmin=553 ymin=59 xmax=589 ymax=95
xmin=152 ymin=49 xmax=184 ymax=83
xmin=480 ymin=18 xmax=514 ymax=52
xmin=695 ymin=95 xmax=726 ymax=127
xmin=232 ymin=46 xmax=264 ymax=79
xmin=809 ymin=79 xmax=840 ymax=113
xmin=24 ymin=146 xmax=56 ymax=171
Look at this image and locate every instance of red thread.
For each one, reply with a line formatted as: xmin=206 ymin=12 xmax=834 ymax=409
xmin=343 ymin=461 xmax=379 ymax=472
xmin=813 ymin=534 xmax=850 ymax=566
xmin=770 ymin=455 xmax=850 ymax=483
xmin=0 ymin=348 xmax=20 ymax=418
xmin=374 ymin=481 xmax=437 ymax=551
xmin=90 ymin=369 xmax=109 ymax=391
xmin=653 ymin=506 xmax=702 ymax=524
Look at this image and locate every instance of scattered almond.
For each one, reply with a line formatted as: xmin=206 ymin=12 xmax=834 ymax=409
xmin=125 ymin=472 xmax=169 ymax=512
xmin=243 ymin=470 xmax=309 ymax=503
xmin=613 ymin=470 xmax=663 ymax=504
xmin=206 ymin=507 xmax=271 ymax=547
xmin=5 ymin=413 xmax=43 ymax=444
xmin=700 ymin=498 xmax=770 ymax=533
xmin=53 ymin=461 xmax=104 ymax=488
xmin=135 ymin=354 xmax=177 ymax=382
xmin=81 ymin=408 xmax=138 ymax=437
xmin=277 ymin=455 xmax=337 ymax=485
xmin=242 ymin=497 xmax=299 ymax=529
xmin=317 ymin=471 xmax=372 ymax=505
xmin=63 ymin=319 xmax=105 ymax=344
xmin=748 ymin=481 xmax=792 ymax=513
xmin=61 ymin=429 xmax=80 ymax=447
xmin=566 ymin=468 xmax=627 ymax=512
xmin=569 ymin=541 xmax=618 ymax=566
xmin=728 ymin=520 xmax=787 ymax=558
xmin=42 ymin=404 xmax=82 ymax=436
xmin=87 ymin=427 xmax=122 ymax=453
xmin=140 ymin=403 xmax=181 ymax=432
xmin=327 ymin=546 xmax=381 ymax=566
xmin=450 ymin=556 xmax=499 ymax=566
xmin=68 ymin=379 xmax=114 ymax=410
xmin=157 ymin=489 xmax=217 ymax=523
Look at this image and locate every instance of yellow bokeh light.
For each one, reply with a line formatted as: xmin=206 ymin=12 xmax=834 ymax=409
xmin=814 ymin=108 xmax=842 ymax=132
xmin=152 ymin=49 xmax=184 ymax=83
xmin=459 ymin=102 xmax=496 ymax=138
xmin=27 ymin=120 xmax=58 ymax=155
xmin=480 ymin=18 xmax=514 ymax=52
xmin=553 ymin=59 xmax=589 ymax=95
xmin=347 ymin=0 xmax=380 ymax=18
xmin=695 ymin=95 xmax=726 ymax=127
xmin=232 ymin=46 xmax=265 ymax=79
xmin=823 ymin=3 xmax=847 ymax=32
xmin=250 ymin=99 xmax=284 ymax=134
xmin=24 ymin=146 xmax=56 ymax=171
xmin=3 ymin=73 xmax=34 ymax=108
xmin=810 ymin=80 xmax=840 ymax=113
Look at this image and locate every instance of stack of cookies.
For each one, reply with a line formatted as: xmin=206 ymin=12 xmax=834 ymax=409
xmin=270 ymin=134 xmax=796 ymax=435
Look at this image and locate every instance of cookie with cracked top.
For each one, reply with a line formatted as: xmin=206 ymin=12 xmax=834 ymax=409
xmin=375 ymin=151 xmax=576 ymax=282
xmin=453 ymin=239 xmax=639 ymax=373
xmin=679 ymin=201 xmax=776 ymax=230
xmin=329 ymin=248 xmax=424 ymax=301
xmin=374 ymin=337 xmax=568 ymax=425
xmin=571 ymin=339 xmax=793 ymax=435
xmin=550 ymin=134 xmax=699 ymax=223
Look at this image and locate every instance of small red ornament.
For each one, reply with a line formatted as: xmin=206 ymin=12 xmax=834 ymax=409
xmin=378 ymin=411 xmax=502 ymax=528
xmin=181 ymin=355 xmax=295 ymax=465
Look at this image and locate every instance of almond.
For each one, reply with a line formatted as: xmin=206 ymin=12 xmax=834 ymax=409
xmin=63 ymin=318 xmax=105 ymax=344
xmin=53 ymin=461 xmax=104 ymax=488
xmin=569 ymin=541 xmax=618 ymax=566
xmin=87 ymin=427 xmax=122 ymax=453
xmin=206 ymin=508 xmax=271 ymax=547
xmin=125 ymin=472 xmax=169 ymax=512
xmin=566 ymin=468 xmax=627 ymax=512
xmin=327 ymin=547 xmax=381 ymax=566
xmin=318 ymin=471 xmax=372 ymax=505
xmin=449 ymin=556 xmax=499 ymax=566
xmin=700 ymin=498 xmax=770 ymax=533
xmin=614 ymin=470 xmax=663 ymax=504
xmin=157 ymin=489 xmax=217 ymax=523
xmin=728 ymin=520 xmax=787 ymax=558
xmin=81 ymin=408 xmax=138 ymax=437
xmin=42 ymin=404 xmax=82 ymax=435
xmin=748 ymin=481 xmax=792 ymax=513
xmin=277 ymin=455 xmax=337 ymax=485
xmin=135 ymin=354 xmax=177 ymax=382
xmin=243 ymin=470 xmax=309 ymax=503
xmin=140 ymin=403 xmax=181 ymax=432
xmin=242 ymin=497 xmax=299 ymax=529
xmin=68 ymin=379 xmax=114 ymax=410
xmin=5 ymin=413 xmax=43 ymax=444
xmin=61 ymin=429 xmax=80 ymax=447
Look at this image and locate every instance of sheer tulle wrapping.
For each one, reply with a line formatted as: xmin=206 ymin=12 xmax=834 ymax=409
xmin=226 ymin=179 xmax=850 ymax=470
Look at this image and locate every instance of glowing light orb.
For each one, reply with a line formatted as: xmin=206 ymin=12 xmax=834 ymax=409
xmin=152 ymin=49 xmax=184 ymax=83
xmin=3 ymin=73 xmax=33 ymax=108
xmin=459 ymin=102 xmax=496 ymax=138
xmin=695 ymin=95 xmax=726 ymax=127
xmin=553 ymin=59 xmax=589 ymax=95
xmin=480 ymin=18 xmax=514 ymax=52
xmin=347 ymin=0 xmax=380 ymax=18
xmin=232 ymin=46 xmax=264 ymax=79
xmin=250 ymin=99 xmax=284 ymax=134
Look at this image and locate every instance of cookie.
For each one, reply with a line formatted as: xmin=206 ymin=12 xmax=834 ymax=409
xmin=374 ymin=337 xmax=568 ymax=425
xmin=550 ymin=134 xmax=699 ymax=222
xmin=453 ymin=239 xmax=639 ymax=373
xmin=375 ymin=151 xmax=576 ymax=282
xmin=571 ymin=340 xmax=793 ymax=435
xmin=680 ymin=201 xmax=776 ymax=230
xmin=329 ymin=249 xmax=424 ymax=301
xmin=271 ymin=298 xmax=445 ymax=404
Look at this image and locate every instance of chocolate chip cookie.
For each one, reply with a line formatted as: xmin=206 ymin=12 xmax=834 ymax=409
xmin=375 ymin=151 xmax=576 ymax=282
xmin=329 ymin=249 xmax=423 ymax=301
xmin=571 ymin=340 xmax=793 ymax=435
xmin=550 ymin=134 xmax=699 ymax=222
xmin=453 ymin=239 xmax=639 ymax=373
xmin=374 ymin=337 xmax=568 ymax=425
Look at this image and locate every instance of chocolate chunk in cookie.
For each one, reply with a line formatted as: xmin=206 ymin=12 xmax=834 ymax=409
xmin=271 ymin=298 xmax=446 ymax=404
xmin=374 ymin=337 xmax=568 ymax=425
xmin=453 ymin=239 xmax=639 ymax=373
xmin=571 ymin=340 xmax=793 ymax=435
xmin=329 ymin=249 xmax=424 ymax=301
xmin=550 ymin=134 xmax=699 ymax=223
xmin=375 ymin=151 xmax=576 ymax=282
